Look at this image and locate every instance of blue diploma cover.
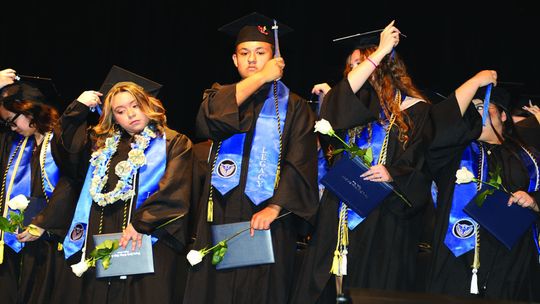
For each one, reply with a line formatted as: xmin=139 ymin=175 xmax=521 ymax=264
xmin=211 ymin=221 xmax=275 ymax=270
xmin=321 ymin=156 xmax=393 ymax=217
xmin=92 ymin=233 xmax=154 ymax=278
xmin=464 ymin=187 xmax=538 ymax=249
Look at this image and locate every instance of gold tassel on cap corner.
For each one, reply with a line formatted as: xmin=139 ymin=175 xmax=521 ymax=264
xmin=57 ymin=242 xmax=63 ymax=252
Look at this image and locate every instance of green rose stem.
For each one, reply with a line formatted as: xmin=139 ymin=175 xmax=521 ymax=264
xmin=203 ymin=211 xmax=292 ymax=265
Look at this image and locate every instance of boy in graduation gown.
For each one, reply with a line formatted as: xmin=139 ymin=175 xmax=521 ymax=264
xmin=426 ymin=70 xmax=540 ymax=301
xmin=183 ymin=12 xmax=319 ymax=304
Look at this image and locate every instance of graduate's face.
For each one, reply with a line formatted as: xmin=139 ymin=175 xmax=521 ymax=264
xmin=473 ymin=99 xmax=506 ymax=142
xmin=111 ymin=91 xmax=150 ymax=136
xmin=349 ymin=49 xmax=362 ymax=69
xmin=232 ymin=41 xmax=273 ymax=78
xmin=0 ymin=105 xmax=36 ymax=137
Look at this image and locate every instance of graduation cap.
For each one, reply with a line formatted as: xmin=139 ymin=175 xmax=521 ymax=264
xmin=99 ymin=65 xmax=162 ymax=98
xmin=0 ymin=75 xmax=61 ymax=109
xmin=218 ymin=12 xmax=293 ymax=47
xmin=474 ymin=85 xmax=511 ymax=112
xmin=332 ymin=28 xmax=407 ymax=50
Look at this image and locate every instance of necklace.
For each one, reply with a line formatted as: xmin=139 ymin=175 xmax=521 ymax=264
xmin=89 ymin=126 xmax=156 ymax=207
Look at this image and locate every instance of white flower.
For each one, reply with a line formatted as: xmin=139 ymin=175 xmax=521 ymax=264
xmin=115 ymin=161 xmax=133 ymax=179
xmin=455 ymin=167 xmax=476 ymax=184
xmin=314 ymin=119 xmax=335 ymax=136
xmin=186 ymin=250 xmax=204 ymax=266
xmin=71 ymin=260 xmax=89 ymax=277
xmin=128 ymin=149 xmax=146 ymax=167
xmin=7 ymin=194 xmax=29 ymax=211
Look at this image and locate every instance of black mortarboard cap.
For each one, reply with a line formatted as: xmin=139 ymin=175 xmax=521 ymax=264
xmin=99 ymin=65 xmax=162 ymax=97
xmin=332 ymin=27 xmax=407 ymax=56
xmin=218 ymin=12 xmax=293 ymax=46
xmin=474 ymin=86 xmax=511 ymax=111
xmin=333 ymin=29 xmax=383 ymax=49
xmin=0 ymin=75 xmax=61 ymax=109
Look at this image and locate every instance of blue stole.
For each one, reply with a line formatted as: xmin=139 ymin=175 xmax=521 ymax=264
xmin=63 ymin=134 xmax=166 ymax=259
xmin=211 ymin=81 xmax=289 ymax=205
xmin=444 ymin=142 xmax=485 ymax=257
xmin=41 ymin=133 xmax=60 ymax=199
xmin=444 ymin=143 xmax=540 ymax=257
xmin=342 ymin=121 xmax=387 ymax=230
xmin=3 ymin=136 xmax=33 ymax=252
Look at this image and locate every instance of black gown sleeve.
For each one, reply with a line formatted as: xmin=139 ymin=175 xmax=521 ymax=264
xmin=52 ymin=100 xmax=92 ymax=182
xmin=385 ymin=102 xmax=434 ymax=213
xmin=320 ymin=78 xmax=379 ymax=130
xmin=196 ymin=83 xmax=256 ymax=141
xmin=428 ymin=92 xmax=483 ymax=177
xmin=269 ymin=94 xmax=319 ymax=223
xmin=131 ymin=128 xmax=193 ymax=252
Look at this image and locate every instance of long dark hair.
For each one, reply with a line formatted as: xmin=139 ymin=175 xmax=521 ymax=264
xmin=1 ymin=97 xmax=59 ymax=134
xmin=344 ymin=47 xmax=429 ymax=146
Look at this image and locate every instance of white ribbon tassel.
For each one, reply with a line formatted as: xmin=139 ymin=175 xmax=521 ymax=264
xmin=470 ymin=268 xmax=479 ymax=294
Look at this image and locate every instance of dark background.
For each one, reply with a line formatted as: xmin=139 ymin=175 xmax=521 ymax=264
xmin=1 ymin=0 xmax=538 ymax=142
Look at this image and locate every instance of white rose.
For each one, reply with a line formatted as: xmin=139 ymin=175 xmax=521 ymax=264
xmin=186 ymin=250 xmax=204 ymax=266
xmin=128 ymin=149 xmax=146 ymax=167
xmin=71 ymin=260 xmax=89 ymax=277
xmin=314 ymin=119 xmax=335 ymax=136
xmin=7 ymin=194 xmax=29 ymax=211
xmin=455 ymin=167 xmax=475 ymax=184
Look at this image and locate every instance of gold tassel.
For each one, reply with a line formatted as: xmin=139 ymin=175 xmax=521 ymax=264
xmin=0 ymin=239 xmax=4 ymax=264
xmin=274 ymin=166 xmax=281 ymax=189
xmin=330 ymin=250 xmax=340 ymax=275
xmin=57 ymin=242 xmax=63 ymax=251
xmin=207 ymin=198 xmax=213 ymax=222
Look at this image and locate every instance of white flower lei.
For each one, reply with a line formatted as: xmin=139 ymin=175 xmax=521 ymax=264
xmin=89 ymin=126 xmax=157 ymax=207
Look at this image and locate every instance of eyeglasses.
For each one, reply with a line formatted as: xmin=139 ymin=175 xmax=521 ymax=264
xmin=2 ymin=113 xmax=21 ymax=128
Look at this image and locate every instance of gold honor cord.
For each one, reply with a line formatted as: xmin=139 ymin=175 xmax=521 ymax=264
xmin=0 ymin=137 xmax=29 ymax=264
xmin=39 ymin=132 xmax=54 ymax=203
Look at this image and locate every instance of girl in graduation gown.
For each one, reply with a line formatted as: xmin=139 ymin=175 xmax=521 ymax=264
xmin=426 ymin=70 xmax=540 ymax=301
xmin=54 ymin=82 xmax=193 ymax=304
xmin=0 ymin=82 xmax=67 ymax=304
xmin=291 ymin=21 xmax=433 ymax=303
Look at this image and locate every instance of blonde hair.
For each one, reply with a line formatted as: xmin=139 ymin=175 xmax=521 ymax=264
xmin=91 ymin=81 xmax=167 ymax=149
xmin=344 ymin=47 xmax=429 ymax=146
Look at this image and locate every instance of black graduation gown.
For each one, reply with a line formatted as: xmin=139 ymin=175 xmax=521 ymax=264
xmin=290 ymin=79 xmax=433 ymax=303
xmin=49 ymin=101 xmax=193 ymax=304
xmin=0 ymin=131 xmax=68 ymax=304
xmin=426 ymin=93 xmax=540 ymax=301
xmin=183 ymin=82 xmax=319 ymax=304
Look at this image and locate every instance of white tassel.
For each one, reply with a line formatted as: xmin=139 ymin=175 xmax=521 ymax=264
xmin=470 ymin=268 xmax=479 ymax=294
xmin=340 ymin=249 xmax=348 ymax=276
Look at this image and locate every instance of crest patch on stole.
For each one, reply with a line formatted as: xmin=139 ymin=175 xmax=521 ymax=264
xmin=452 ymin=219 xmax=476 ymax=239
xmin=70 ymin=223 xmax=85 ymax=241
xmin=217 ymin=159 xmax=237 ymax=178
